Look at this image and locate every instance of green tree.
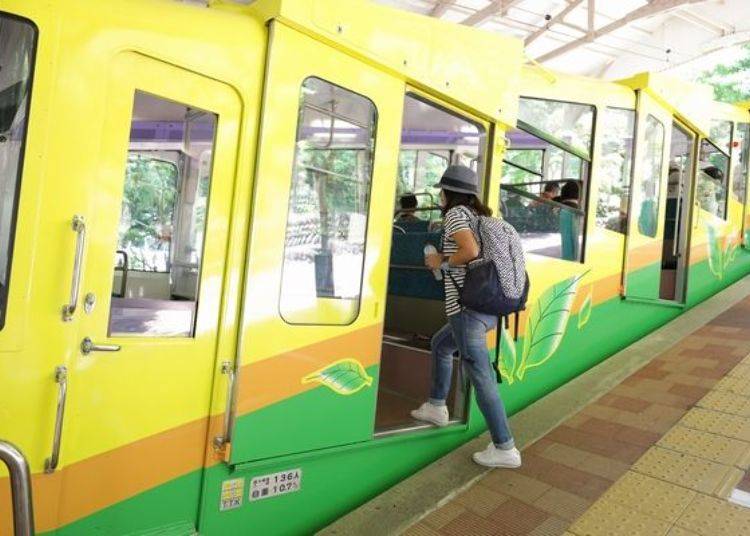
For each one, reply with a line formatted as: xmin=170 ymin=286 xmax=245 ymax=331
xmin=698 ymin=44 xmax=750 ymax=103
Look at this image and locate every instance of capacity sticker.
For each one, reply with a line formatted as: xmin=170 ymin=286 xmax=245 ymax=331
xmin=249 ymin=469 xmax=302 ymax=502
xmin=219 ymin=478 xmax=245 ymax=511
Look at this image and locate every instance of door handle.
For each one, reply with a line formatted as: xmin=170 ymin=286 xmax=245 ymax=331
xmin=213 ymin=361 xmax=236 ymax=453
xmin=62 ymin=215 xmax=86 ymax=321
xmin=44 ymin=366 xmax=68 ymax=473
xmin=80 ymin=337 xmax=121 ymax=355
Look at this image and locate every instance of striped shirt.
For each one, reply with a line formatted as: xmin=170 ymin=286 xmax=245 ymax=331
xmin=441 ymin=206 xmax=476 ymax=316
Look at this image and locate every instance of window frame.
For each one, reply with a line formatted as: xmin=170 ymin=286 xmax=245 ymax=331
xmin=278 ymin=76 xmax=379 ymax=327
xmin=0 ymin=12 xmax=38 ymax=331
xmin=595 ymin=106 xmax=636 ymax=234
xmin=637 ymin=114 xmax=666 ymax=238
xmin=501 ymin=96 xmax=597 ymax=263
xmin=699 ymin=136 xmax=731 ymax=221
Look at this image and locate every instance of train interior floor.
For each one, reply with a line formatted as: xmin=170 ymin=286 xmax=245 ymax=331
xmin=321 ymin=276 xmax=750 ymax=536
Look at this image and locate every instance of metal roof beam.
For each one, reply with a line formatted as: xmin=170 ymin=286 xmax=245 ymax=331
xmin=534 ymin=0 xmax=705 ymax=63
xmin=430 ymin=0 xmax=456 ymax=18
xmin=525 ymin=0 xmax=585 ymax=46
xmin=460 ymin=0 xmax=523 ymax=27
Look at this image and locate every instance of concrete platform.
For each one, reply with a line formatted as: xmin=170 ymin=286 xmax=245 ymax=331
xmin=320 ymin=275 xmax=750 ymax=536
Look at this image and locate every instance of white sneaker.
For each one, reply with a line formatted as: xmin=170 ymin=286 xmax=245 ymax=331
xmin=410 ymin=402 xmax=449 ymax=427
xmin=472 ymin=442 xmax=522 ymax=468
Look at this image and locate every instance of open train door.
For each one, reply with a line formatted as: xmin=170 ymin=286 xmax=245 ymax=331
xmin=621 ymin=90 xmax=673 ymax=301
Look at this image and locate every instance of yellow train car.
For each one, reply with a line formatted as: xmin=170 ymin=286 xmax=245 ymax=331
xmin=0 ymin=1 xmax=749 ymax=535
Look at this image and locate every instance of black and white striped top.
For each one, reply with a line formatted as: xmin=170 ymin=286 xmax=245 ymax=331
xmin=441 ymin=206 xmax=475 ymax=317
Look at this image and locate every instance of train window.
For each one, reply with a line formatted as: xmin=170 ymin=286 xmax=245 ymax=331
xmin=638 ymin=115 xmax=665 ymax=237
xmin=710 ymin=119 xmax=732 ymax=154
xmin=698 ymin=138 xmax=729 ymax=219
xmin=0 ymin=15 xmax=36 ymax=329
xmin=732 ymin=123 xmax=749 ymax=204
xmin=279 ymin=77 xmax=377 ymax=325
xmin=597 ymin=108 xmax=635 ymax=234
xmin=518 ymin=97 xmax=595 ymax=157
xmin=500 ymin=101 xmax=593 ymax=263
xmin=108 ymin=91 xmax=217 ymax=337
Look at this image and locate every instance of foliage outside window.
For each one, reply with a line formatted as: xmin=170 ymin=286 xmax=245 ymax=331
xmin=518 ymin=97 xmax=595 ymax=157
xmin=710 ymin=120 xmax=733 ymax=154
xmin=118 ymin=155 xmax=179 ymax=272
xmin=597 ymin=108 xmax=635 ymax=234
xmin=397 ymin=149 xmax=447 ymax=218
xmin=638 ymin=115 xmax=665 ymax=237
xmin=280 ymin=77 xmax=377 ymax=325
xmin=698 ymin=138 xmax=729 ymax=219
xmin=732 ymin=123 xmax=749 ymax=204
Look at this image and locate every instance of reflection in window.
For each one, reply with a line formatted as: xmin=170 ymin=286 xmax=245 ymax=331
xmin=108 ymin=91 xmax=216 ymax=337
xmin=698 ymin=138 xmax=729 ymax=219
xmin=597 ymin=108 xmax=635 ymax=234
xmin=279 ymin=78 xmax=377 ymax=325
xmin=710 ymin=119 xmax=732 ymax=155
xmin=501 ymin=124 xmax=588 ymax=262
xmin=518 ymin=97 xmax=595 ymax=157
xmin=0 ymin=15 xmax=36 ymax=329
xmin=733 ymin=123 xmax=749 ymax=204
xmin=638 ymin=116 xmax=665 ymax=238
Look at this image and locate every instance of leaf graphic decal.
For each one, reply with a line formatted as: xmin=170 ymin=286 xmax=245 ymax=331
xmin=577 ymin=287 xmax=593 ymax=330
xmin=497 ymin=326 xmax=516 ymax=385
xmin=516 ymin=273 xmax=585 ymax=380
xmin=706 ymin=225 xmax=740 ymax=280
xmin=706 ymin=224 xmax=723 ymax=278
xmin=301 ymin=358 xmax=373 ymax=396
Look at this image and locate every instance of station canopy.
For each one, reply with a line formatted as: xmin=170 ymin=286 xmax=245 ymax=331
xmin=374 ymin=0 xmax=750 ymax=81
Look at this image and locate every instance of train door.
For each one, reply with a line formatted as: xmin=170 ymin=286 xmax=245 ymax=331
xmin=225 ymin=23 xmax=402 ymax=463
xmin=54 ymin=53 xmax=241 ymax=534
xmin=659 ymin=120 xmax=696 ymax=302
xmin=622 ymin=91 xmax=673 ymax=302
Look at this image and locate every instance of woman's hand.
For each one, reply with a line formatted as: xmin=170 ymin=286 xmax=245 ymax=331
xmin=425 ymin=253 xmax=443 ymax=271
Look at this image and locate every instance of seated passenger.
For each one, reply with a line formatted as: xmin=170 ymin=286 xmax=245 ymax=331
xmin=532 ymin=182 xmax=560 ymax=206
xmin=556 ymin=181 xmax=581 ymax=261
xmin=396 ymin=194 xmax=421 ymax=223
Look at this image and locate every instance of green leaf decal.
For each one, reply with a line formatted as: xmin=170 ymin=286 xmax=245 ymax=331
xmin=706 ymin=225 xmax=740 ymax=280
xmin=706 ymin=224 xmax=723 ymax=279
xmin=498 ymin=327 xmax=516 ymax=385
xmin=577 ymin=287 xmax=593 ymax=330
xmin=301 ymin=358 xmax=373 ymax=396
xmin=516 ymin=273 xmax=585 ymax=380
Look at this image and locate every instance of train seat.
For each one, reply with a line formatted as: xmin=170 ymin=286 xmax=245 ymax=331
xmin=388 ymin=229 xmax=443 ymax=300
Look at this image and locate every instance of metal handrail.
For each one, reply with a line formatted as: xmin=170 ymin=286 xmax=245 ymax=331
xmin=212 ymin=361 xmax=236 ymax=452
xmin=44 ymin=366 xmax=67 ymax=474
xmin=61 ymin=215 xmax=86 ymax=321
xmin=0 ymin=441 xmax=35 ymax=536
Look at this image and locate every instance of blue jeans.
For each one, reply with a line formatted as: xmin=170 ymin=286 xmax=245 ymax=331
xmin=428 ymin=309 xmax=515 ymax=450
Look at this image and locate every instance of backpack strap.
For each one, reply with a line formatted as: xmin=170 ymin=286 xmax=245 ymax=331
xmin=494 ymin=317 xmax=503 ymax=384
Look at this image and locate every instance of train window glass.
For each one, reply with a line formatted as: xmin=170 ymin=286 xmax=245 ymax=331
xmin=397 ymin=148 xmax=449 ymax=220
xmin=732 ymin=123 xmax=749 ymax=204
xmin=279 ymin=77 xmax=377 ymax=325
xmin=108 ymin=91 xmax=217 ymax=337
xmin=501 ymin=126 xmax=589 ymax=263
xmin=518 ymin=97 xmax=595 ymax=157
xmin=638 ymin=115 xmax=665 ymax=237
xmin=698 ymin=138 xmax=729 ymax=219
xmin=597 ymin=108 xmax=635 ymax=234
xmin=710 ymin=119 xmax=732 ymax=154
xmin=0 ymin=15 xmax=36 ymax=329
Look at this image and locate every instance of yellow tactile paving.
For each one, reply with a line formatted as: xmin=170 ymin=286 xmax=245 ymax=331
xmin=665 ymin=527 xmax=699 ymax=536
xmin=680 ymin=407 xmax=750 ymax=442
xmin=697 ymin=390 xmax=750 ymax=417
xmin=674 ymin=494 xmax=750 ymax=536
xmin=631 ymin=447 xmax=744 ymax=497
xmin=714 ymin=375 xmax=750 ymax=397
xmin=728 ymin=362 xmax=750 ymax=379
xmin=598 ymin=471 xmax=695 ymax=524
xmin=658 ymin=425 xmax=750 ymax=469
xmin=569 ymin=498 xmax=671 ymax=536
